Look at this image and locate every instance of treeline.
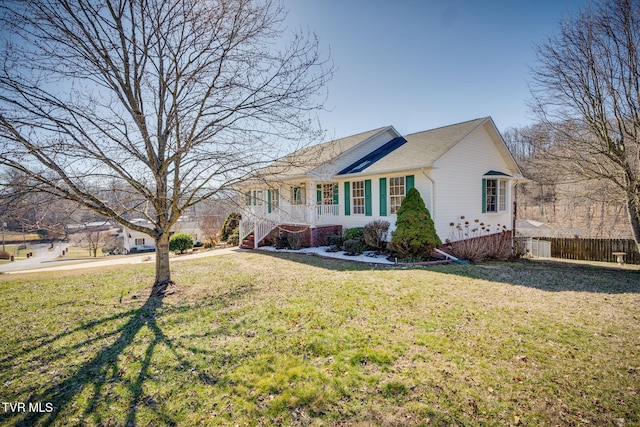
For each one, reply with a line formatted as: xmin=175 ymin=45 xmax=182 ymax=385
xmin=503 ymin=124 xmax=633 ymax=239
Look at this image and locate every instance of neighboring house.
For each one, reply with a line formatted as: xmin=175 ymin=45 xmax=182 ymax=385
xmin=239 ymin=117 xmax=527 ymax=248
xmin=122 ymin=219 xmax=156 ymax=253
xmin=121 ymin=218 xmax=205 ymax=253
xmin=515 ymin=219 xmax=556 ymax=238
xmin=516 ymin=219 xmax=582 ymax=238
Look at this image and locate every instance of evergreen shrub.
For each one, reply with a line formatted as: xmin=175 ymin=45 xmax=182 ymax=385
xmin=220 ymin=212 xmax=241 ymax=242
xmin=344 ymin=227 xmax=364 ymax=241
xmin=388 ymin=187 xmax=441 ymax=259
xmin=344 ymin=239 xmax=365 ymax=255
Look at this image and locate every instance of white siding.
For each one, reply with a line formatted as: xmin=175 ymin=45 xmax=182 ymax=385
xmin=123 ymin=228 xmax=156 ymax=252
xmin=431 ymin=124 xmax=515 ymax=242
xmin=333 ymin=170 xmax=433 ymax=238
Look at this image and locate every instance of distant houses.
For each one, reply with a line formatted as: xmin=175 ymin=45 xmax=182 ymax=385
xmin=122 ymin=218 xmax=203 ymax=253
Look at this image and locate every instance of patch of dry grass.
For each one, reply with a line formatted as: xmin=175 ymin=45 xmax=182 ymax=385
xmin=0 ymin=252 xmax=638 ymax=426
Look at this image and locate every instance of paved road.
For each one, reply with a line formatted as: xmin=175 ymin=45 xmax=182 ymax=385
xmin=0 ymin=246 xmax=245 ymax=274
xmin=0 ymin=243 xmax=67 ymax=273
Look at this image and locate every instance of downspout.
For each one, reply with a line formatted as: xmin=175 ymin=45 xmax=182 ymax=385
xmin=512 ymin=182 xmax=518 ymax=237
xmin=421 ymin=167 xmax=435 ymax=217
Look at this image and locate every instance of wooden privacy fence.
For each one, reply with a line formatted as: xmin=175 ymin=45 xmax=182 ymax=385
xmin=548 ymin=238 xmax=640 ymax=264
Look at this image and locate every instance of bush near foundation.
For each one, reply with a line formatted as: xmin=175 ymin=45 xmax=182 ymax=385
xmin=344 ymin=239 xmax=365 ymax=255
xmin=343 ymin=227 xmax=364 ymax=242
xmin=363 ymin=220 xmax=389 ymax=251
xmin=388 ymin=188 xmax=441 ymax=260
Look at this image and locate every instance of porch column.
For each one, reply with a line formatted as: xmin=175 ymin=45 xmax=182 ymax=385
xmin=309 ymin=180 xmax=317 ymax=228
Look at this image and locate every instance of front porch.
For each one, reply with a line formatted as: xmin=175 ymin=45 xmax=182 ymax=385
xmin=239 ymin=202 xmax=342 ymax=249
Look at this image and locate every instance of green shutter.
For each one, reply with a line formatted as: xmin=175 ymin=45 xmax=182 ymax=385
xmin=252 ymin=190 xmax=257 ymax=206
xmin=344 ymin=182 xmax=351 ymax=216
xmin=379 ymin=178 xmax=387 ymax=216
xmin=332 ymin=183 xmax=339 ymax=205
xmin=365 ymin=179 xmax=372 ymax=216
xmin=405 ymin=175 xmax=415 ymax=193
xmin=267 ymin=189 xmax=272 ymax=213
xmin=246 ymin=191 xmax=252 ymax=206
xmin=482 ymin=179 xmax=487 ymax=213
xmin=316 ymin=184 xmax=322 ymax=204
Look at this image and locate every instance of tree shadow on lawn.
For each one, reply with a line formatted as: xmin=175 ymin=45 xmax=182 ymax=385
xmin=0 ymin=283 xmax=254 ymax=427
xmin=258 ymin=250 xmax=640 ymax=294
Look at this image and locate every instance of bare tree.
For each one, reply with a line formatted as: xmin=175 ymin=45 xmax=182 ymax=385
xmin=78 ymin=228 xmax=107 ymax=257
xmin=0 ymin=0 xmax=332 ymax=295
xmin=199 ymin=204 xmax=227 ymax=247
xmin=0 ymin=172 xmax=81 ymax=240
xmin=530 ymin=0 xmax=640 ymax=249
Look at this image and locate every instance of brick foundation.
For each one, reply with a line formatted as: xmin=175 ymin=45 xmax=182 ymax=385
xmin=262 ymin=224 xmax=342 ymax=247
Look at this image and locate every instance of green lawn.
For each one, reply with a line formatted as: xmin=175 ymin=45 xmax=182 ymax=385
xmin=0 ymin=252 xmax=638 ymax=426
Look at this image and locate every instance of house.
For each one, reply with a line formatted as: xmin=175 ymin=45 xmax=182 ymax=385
xmin=122 ymin=219 xmax=157 ymax=253
xmin=121 ymin=218 xmax=205 ymax=253
xmin=239 ymin=117 xmax=527 ymax=248
xmin=515 ymin=219 xmax=582 ymax=238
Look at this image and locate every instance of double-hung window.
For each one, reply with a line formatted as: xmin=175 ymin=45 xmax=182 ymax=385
xmin=352 ymin=181 xmax=365 ymax=215
xmin=389 ymin=176 xmax=405 ymax=214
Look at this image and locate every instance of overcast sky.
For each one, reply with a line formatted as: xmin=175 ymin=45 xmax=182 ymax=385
xmin=284 ymin=0 xmax=589 ymax=138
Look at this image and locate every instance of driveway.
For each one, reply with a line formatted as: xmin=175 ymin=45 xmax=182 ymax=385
xmin=0 ymin=243 xmax=65 ymax=273
xmin=0 ymin=246 xmax=245 ymax=274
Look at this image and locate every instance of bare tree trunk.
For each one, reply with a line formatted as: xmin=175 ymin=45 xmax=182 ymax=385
xmin=152 ymin=233 xmax=173 ymax=297
xmin=0 ymin=0 xmax=332 ymax=294
xmin=627 ymin=192 xmax=640 ymax=253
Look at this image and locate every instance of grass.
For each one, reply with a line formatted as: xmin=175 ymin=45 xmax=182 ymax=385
xmin=0 ymin=252 xmax=638 ymax=426
xmin=0 ymin=245 xmax=36 ymax=263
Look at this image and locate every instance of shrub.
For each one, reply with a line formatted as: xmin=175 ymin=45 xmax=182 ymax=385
xmin=169 ymin=233 xmax=194 ymax=254
xmin=0 ymin=250 xmax=10 ymax=260
xmin=343 ymin=227 xmax=364 ymax=242
xmin=274 ymin=233 xmax=290 ymax=249
xmin=220 ymin=212 xmax=241 ymax=242
xmin=326 ymin=234 xmax=343 ymax=249
xmin=287 ymin=232 xmax=302 ymax=250
xmin=227 ymin=229 xmax=239 ymax=246
xmin=388 ymin=188 xmax=441 ymax=259
xmin=363 ymin=220 xmax=389 ymax=251
xmin=343 ymin=239 xmax=365 ymax=255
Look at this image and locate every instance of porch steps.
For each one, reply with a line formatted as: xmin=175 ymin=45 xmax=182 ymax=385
xmin=240 ymin=233 xmax=255 ymax=249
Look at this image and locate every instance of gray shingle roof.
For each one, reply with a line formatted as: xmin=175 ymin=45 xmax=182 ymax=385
xmin=353 ymin=117 xmax=489 ymax=175
xmin=256 ymin=126 xmax=390 ymax=179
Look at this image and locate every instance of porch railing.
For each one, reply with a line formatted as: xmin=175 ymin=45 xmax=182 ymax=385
xmin=240 ymin=202 xmax=341 ymax=247
xmin=317 ymin=204 xmax=339 ymax=217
